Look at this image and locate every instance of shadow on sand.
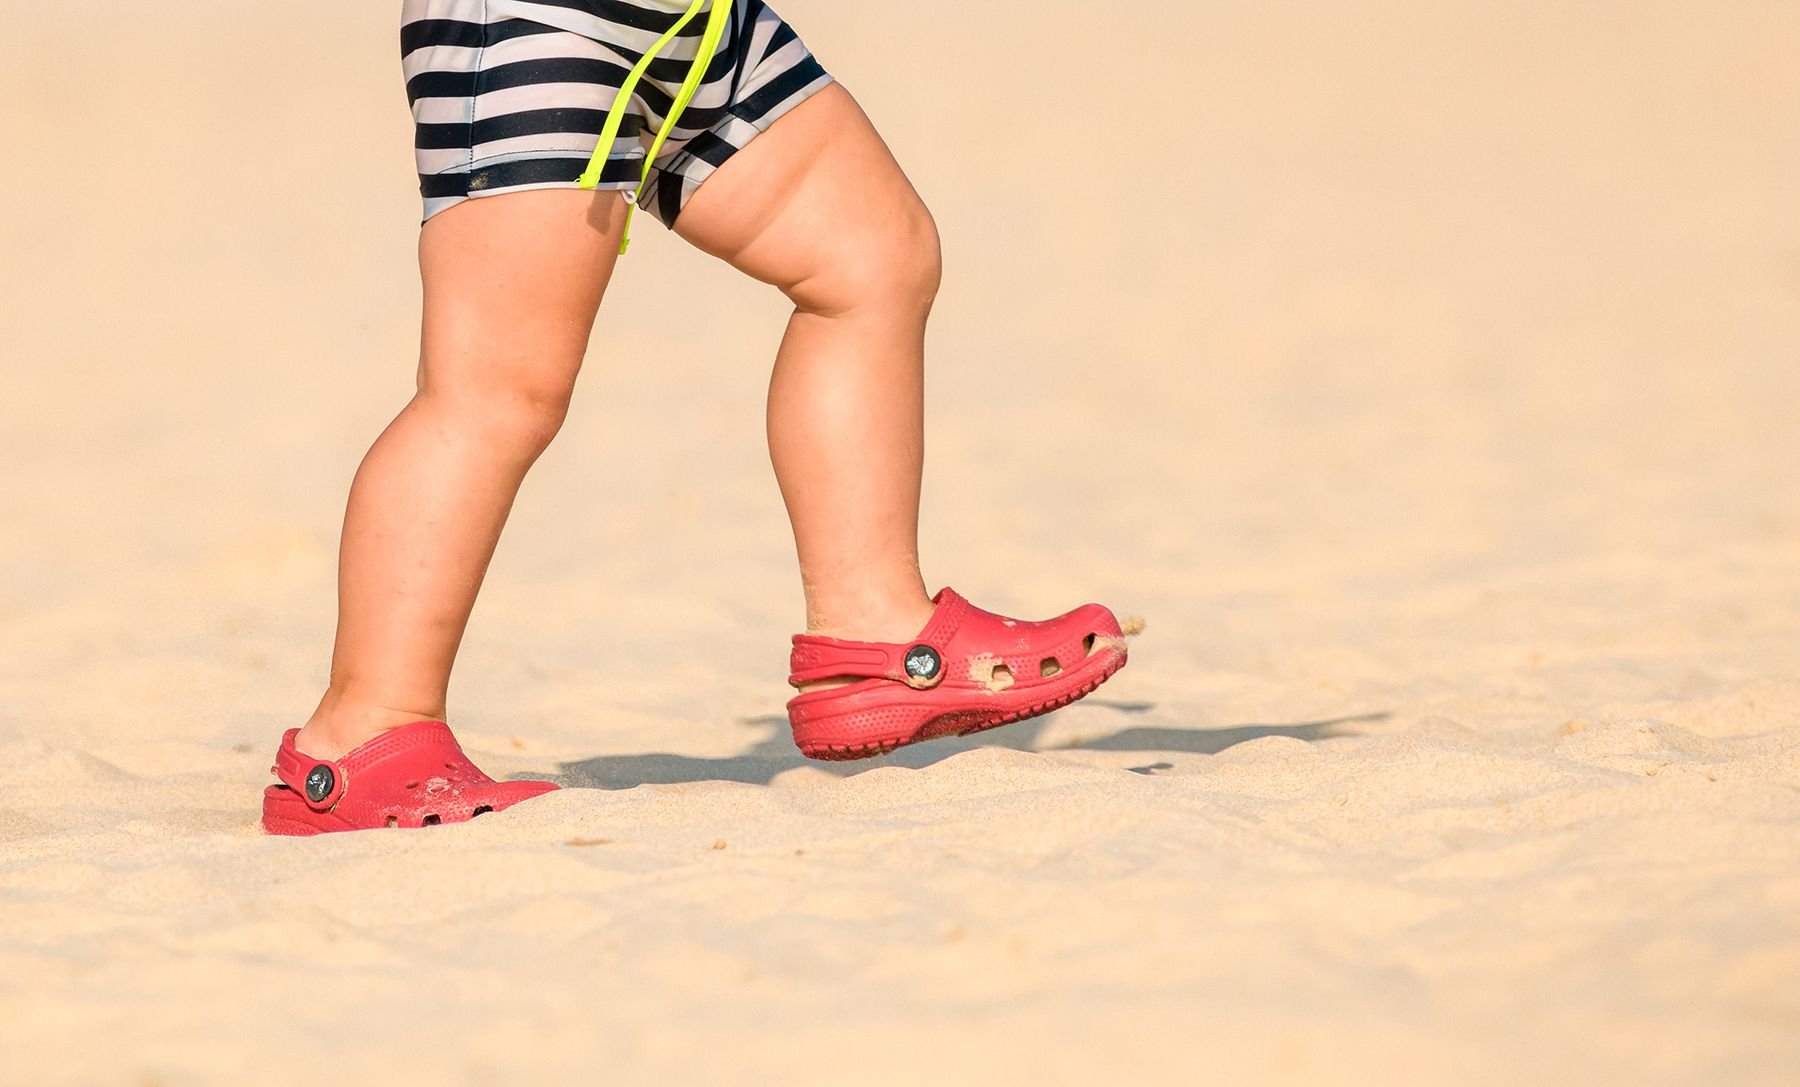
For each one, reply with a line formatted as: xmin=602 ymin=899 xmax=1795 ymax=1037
xmin=552 ymin=706 xmax=1390 ymax=790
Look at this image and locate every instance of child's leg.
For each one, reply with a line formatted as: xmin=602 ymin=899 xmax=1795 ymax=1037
xmin=296 ymin=192 xmax=627 ymax=759
xmin=673 ymin=84 xmax=942 ymax=647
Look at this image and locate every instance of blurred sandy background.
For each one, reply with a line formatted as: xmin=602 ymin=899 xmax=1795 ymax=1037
xmin=2 ymin=1 xmax=1798 ymax=1083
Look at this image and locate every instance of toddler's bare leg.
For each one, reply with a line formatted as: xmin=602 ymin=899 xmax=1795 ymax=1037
xmin=674 ymin=84 xmax=942 ymax=648
xmin=296 ymin=192 xmax=626 ymax=758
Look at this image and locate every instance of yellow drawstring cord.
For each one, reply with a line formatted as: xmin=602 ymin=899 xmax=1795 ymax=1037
xmin=576 ymin=0 xmax=734 ymax=255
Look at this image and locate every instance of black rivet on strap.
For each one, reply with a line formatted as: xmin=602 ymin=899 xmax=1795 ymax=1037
xmin=304 ymin=764 xmax=336 ymax=804
xmin=903 ymin=644 xmax=942 ymax=683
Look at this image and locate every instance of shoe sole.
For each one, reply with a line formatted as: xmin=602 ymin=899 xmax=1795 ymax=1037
xmin=794 ymin=649 xmax=1128 ymax=761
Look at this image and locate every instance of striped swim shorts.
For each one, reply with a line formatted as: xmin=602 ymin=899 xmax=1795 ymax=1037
xmin=401 ymin=0 xmax=834 ymax=227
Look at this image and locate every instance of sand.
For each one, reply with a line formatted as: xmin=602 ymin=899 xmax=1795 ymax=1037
xmin=2 ymin=1 xmax=1798 ymax=1083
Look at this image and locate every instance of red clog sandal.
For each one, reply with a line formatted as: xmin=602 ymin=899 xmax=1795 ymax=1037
xmin=261 ymin=720 xmax=559 ymax=835
xmin=785 ymin=587 xmax=1134 ymax=760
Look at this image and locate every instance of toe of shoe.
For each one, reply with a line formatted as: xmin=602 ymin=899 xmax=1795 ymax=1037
xmin=487 ymin=779 xmax=560 ymax=810
xmin=1071 ymin=602 xmax=1123 ymax=638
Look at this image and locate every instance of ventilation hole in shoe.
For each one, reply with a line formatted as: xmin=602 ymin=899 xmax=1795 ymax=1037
xmin=422 ymin=814 xmax=442 ymax=827
xmin=471 ymin=805 xmax=493 ymax=818
xmin=404 ymin=781 xmax=420 ymax=790
xmin=385 ymin=815 xmax=398 ymax=829
xmin=1040 ymin=657 xmax=1062 ymax=678
xmin=969 ymin=655 xmax=1016 ymax=692
xmin=1083 ymin=633 xmax=1098 ymax=656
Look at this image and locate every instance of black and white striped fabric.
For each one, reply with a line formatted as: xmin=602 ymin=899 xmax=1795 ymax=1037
xmin=401 ymin=0 xmax=832 ymax=226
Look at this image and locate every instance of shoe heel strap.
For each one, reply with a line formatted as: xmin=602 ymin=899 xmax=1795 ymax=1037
xmin=273 ymin=730 xmax=348 ymax=812
xmin=789 ymin=637 xmax=947 ymax=690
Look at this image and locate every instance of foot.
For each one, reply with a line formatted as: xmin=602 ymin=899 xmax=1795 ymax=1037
xmin=794 ymin=596 xmax=938 ymax=694
xmin=262 ymin=720 xmax=558 ymax=835
xmin=784 ymin=587 xmax=1133 ymax=759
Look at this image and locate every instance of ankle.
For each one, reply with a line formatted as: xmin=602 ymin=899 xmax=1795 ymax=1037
xmin=805 ymin=594 xmax=936 ymax=641
xmin=296 ymin=691 xmax=442 ymax=760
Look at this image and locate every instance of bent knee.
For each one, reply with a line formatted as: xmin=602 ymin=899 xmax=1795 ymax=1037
xmin=785 ymin=199 xmax=942 ymax=318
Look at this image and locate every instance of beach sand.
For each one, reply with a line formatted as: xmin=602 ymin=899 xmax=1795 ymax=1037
xmin=2 ymin=1 xmax=1798 ymax=1082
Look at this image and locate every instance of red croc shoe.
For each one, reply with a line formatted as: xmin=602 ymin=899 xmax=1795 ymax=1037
xmin=261 ymin=720 xmax=559 ymax=835
xmin=785 ymin=587 xmax=1132 ymax=760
